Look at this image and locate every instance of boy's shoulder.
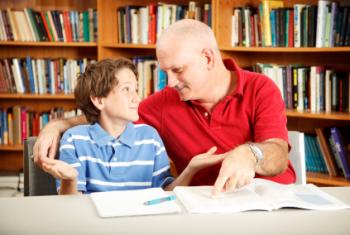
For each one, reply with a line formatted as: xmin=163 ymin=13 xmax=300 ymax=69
xmin=62 ymin=124 xmax=92 ymax=138
xmin=132 ymin=123 xmax=159 ymax=136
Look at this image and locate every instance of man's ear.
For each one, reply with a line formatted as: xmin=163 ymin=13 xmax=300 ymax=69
xmin=201 ymin=48 xmax=215 ymax=70
xmin=90 ymin=96 xmax=104 ymax=110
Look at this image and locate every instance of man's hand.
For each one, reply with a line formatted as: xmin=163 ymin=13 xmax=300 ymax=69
xmin=187 ymin=147 xmax=226 ymax=173
xmin=33 ymin=124 xmax=61 ymax=168
xmin=212 ymin=145 xmax=256 ymax=197
xmin=42 ymin=159 xmax=78 ymax=180
xmin=33 ymin=115 xmax=87 ymax=169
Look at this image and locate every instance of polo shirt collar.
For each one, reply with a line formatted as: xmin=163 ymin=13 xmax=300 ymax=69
xmin=223 ymin=59 xmax=244 ymax=97
xmin=118 ymin=122 xmax=135 ymax=147
xmin=89 ymin=122 xmax=135 ymax=148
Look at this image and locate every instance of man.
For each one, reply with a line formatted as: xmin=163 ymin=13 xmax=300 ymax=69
xmin=34 ymin=19 xmax=295 ymax=196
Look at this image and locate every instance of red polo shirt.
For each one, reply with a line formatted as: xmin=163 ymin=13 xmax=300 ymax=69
xmin=138 ymin=59 xmax=296 ymax=185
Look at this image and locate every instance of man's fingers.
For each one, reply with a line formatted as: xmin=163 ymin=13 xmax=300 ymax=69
xmin=33 ymin=142 xmax=39 ymax=163
xmin=212 ymin=170 xmax=229 ymax=198
xmin=225 ymin=177 xmax=238 ymax=192
xmin=48 ymin=137 xmax=59 ymax=159
xmin=41 ymin=162 xmax=50 ymax=171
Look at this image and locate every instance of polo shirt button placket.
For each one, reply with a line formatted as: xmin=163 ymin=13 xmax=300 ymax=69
xmin=113 ymin=144 xmax=118 ymax=161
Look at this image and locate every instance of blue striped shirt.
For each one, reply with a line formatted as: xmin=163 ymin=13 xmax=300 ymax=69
xmin=57 ymin=122 xmax=174 ymax=193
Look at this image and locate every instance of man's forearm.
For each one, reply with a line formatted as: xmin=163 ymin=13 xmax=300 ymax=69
xmin=253 ymin=138 xmax=289 ymax=176
xmin=49 ymin=115 xmax=87 ymax=133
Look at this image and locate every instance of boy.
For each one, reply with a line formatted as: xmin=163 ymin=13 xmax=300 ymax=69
xmin=42 ymin=58 xmax=223 ymax=194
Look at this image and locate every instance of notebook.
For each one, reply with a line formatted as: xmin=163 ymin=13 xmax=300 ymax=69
xmin=173 ymin=178 xmax=350 ymax=213
xmin=90 ymin=188 xmax=181 ymax=218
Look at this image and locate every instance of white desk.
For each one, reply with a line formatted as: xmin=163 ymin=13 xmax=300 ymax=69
xmin=1 ymin=187 xmax=350 ymax=235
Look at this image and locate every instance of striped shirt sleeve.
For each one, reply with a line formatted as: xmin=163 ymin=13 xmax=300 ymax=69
xmin=56 ymin=131 xmax=87 ymax=193
xmin=151 ymin=130 xmax=174 ymax=188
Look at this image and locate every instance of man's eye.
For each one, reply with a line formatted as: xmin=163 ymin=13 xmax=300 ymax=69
xmin=123 ymin=87 xmax=129 ymax=92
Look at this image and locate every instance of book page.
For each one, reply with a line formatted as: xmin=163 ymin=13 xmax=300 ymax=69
xmin=90 ymin=188 xmax=181 ymax=218
xmin=250 ymin=179 xmax=350 ymax=210
xmin=174 ymin=179 xmax=350 ymax=214
xmin=174 ymin=185 xmax=271 ymax=213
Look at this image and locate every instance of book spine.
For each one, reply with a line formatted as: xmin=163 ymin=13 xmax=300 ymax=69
xmin=330 ymin=127 xmax=350 ymax=178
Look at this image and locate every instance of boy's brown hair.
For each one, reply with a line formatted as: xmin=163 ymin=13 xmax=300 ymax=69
xmin=74 ymin=58 xmax=137 ymax=123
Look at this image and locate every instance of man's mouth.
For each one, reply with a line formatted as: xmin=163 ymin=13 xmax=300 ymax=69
xmin=176 ymin=86 xmax=186 ymax=92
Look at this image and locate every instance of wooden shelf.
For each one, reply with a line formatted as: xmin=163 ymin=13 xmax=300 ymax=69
xmin=307 ymin=172 xmax=350 ymax=186
xmin=101 ymin=43 xmax=156 ymax=49
xmin=0 ymin=93 xmax=74 ymax=100
xmin=0 ymin=41 xmax=97 ymax=47
xmin=286 ymin=110 xmax=350 ymax=121
xmin=0 ymin=144 xmax=23 ymax=151
xmin=220 ymin=46 xmax=350 ymax=52
xmin=0 ymin=0 xmax=349 ymax=186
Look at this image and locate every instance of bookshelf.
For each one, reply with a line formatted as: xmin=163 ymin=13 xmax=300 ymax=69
xmin=1 ymin=0 xmax=349 ymax=186
xmin=0 ymin=0 xmax=97 ymax=172
xmin=216 ymin=0 xmax=350 ymax=186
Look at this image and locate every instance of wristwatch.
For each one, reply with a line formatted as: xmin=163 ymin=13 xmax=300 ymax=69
xmin=247 ymin=143 xmax=264 ymax=165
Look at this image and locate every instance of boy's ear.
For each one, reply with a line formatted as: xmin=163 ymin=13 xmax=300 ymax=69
xmin=90 ymin=96 xmax=104 ymax=110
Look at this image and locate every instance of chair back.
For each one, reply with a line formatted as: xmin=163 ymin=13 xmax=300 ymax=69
xmin=288 ymin=131 xmax=307 ymax=185
xmin=23 ymin=137 xmax=57 ymax=196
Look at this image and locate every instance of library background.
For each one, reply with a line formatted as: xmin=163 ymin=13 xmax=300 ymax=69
xmin=0 ymin=0 xmax=349 ymax=196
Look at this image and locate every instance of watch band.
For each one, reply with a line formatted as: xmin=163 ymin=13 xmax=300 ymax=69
xmin=247 ymin=143 xmax=264 ymax=164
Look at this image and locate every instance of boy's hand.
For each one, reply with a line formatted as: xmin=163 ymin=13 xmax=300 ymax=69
xmin=42 ymin=159 xmax=78 ymax=180
xmin=188 ymin=147 xmax=226 ymax=173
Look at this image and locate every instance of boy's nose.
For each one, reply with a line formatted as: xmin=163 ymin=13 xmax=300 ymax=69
xmin=133 ymin=92 xmax=141 ymax=103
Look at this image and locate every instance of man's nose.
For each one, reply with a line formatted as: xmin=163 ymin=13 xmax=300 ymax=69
xmin=167 ymin=74 xmax=178 ymax=87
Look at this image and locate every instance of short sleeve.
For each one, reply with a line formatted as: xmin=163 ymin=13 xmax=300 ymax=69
xmin=253 ymin=77 xmax=288 ymax=143
xmin=150 ymin=130 xmax=174 ymax=188
xmin=56 ymin=131 xmax=87 ymax=193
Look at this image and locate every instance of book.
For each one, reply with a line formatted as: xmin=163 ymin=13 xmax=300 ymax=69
xmin=173 ymin=179 xmax=350 ymax=213
xmin=90 ymin=188 xmax=181 ymax=218
xmin=330 ymin=127 xmax=350 ymax=178
xmin=315 ymin=128 xmax=338 ymax=176
xmin=288 ymin=131 xmax=306 ymax=184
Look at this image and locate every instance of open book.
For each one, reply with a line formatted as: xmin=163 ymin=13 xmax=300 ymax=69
xmin=90 ymin=188 xmax=181 ymax=218
xmin=173 ymin=178 xmax=350 ymax=213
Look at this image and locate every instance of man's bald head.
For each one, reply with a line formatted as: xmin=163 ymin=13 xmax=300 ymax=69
xmin=154 ymin=19 xmax=230 ymax=103
xmin=156 ymin=19 xmax=218 ymax=54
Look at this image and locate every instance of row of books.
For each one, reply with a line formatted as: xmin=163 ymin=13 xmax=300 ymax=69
xmin=133 ymin=57 xmax=167 ymax=100
xmin=0 ymin=56 xmax=169 ymax=98
xmin=314 ymin=127 xmax=350 ymax=178
xmin=292 ymin=127 xmax=350 ymax=179
xmin=117 ymin=1 xmax=212 ymax=44
xmin=305 ymin=134 xmax=328 ymax=174
xmin=0 ymin=106 xmax=79 ymax=145
xmin=231 ymin=0 xmax=350 ymax=47
xmin=0 ymin=8 xmax=97 ymax=42
xmin=0 ymin=57 xmax=94 ymax=94
xmin=253 ymin=64 xmax=350 ymax=112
